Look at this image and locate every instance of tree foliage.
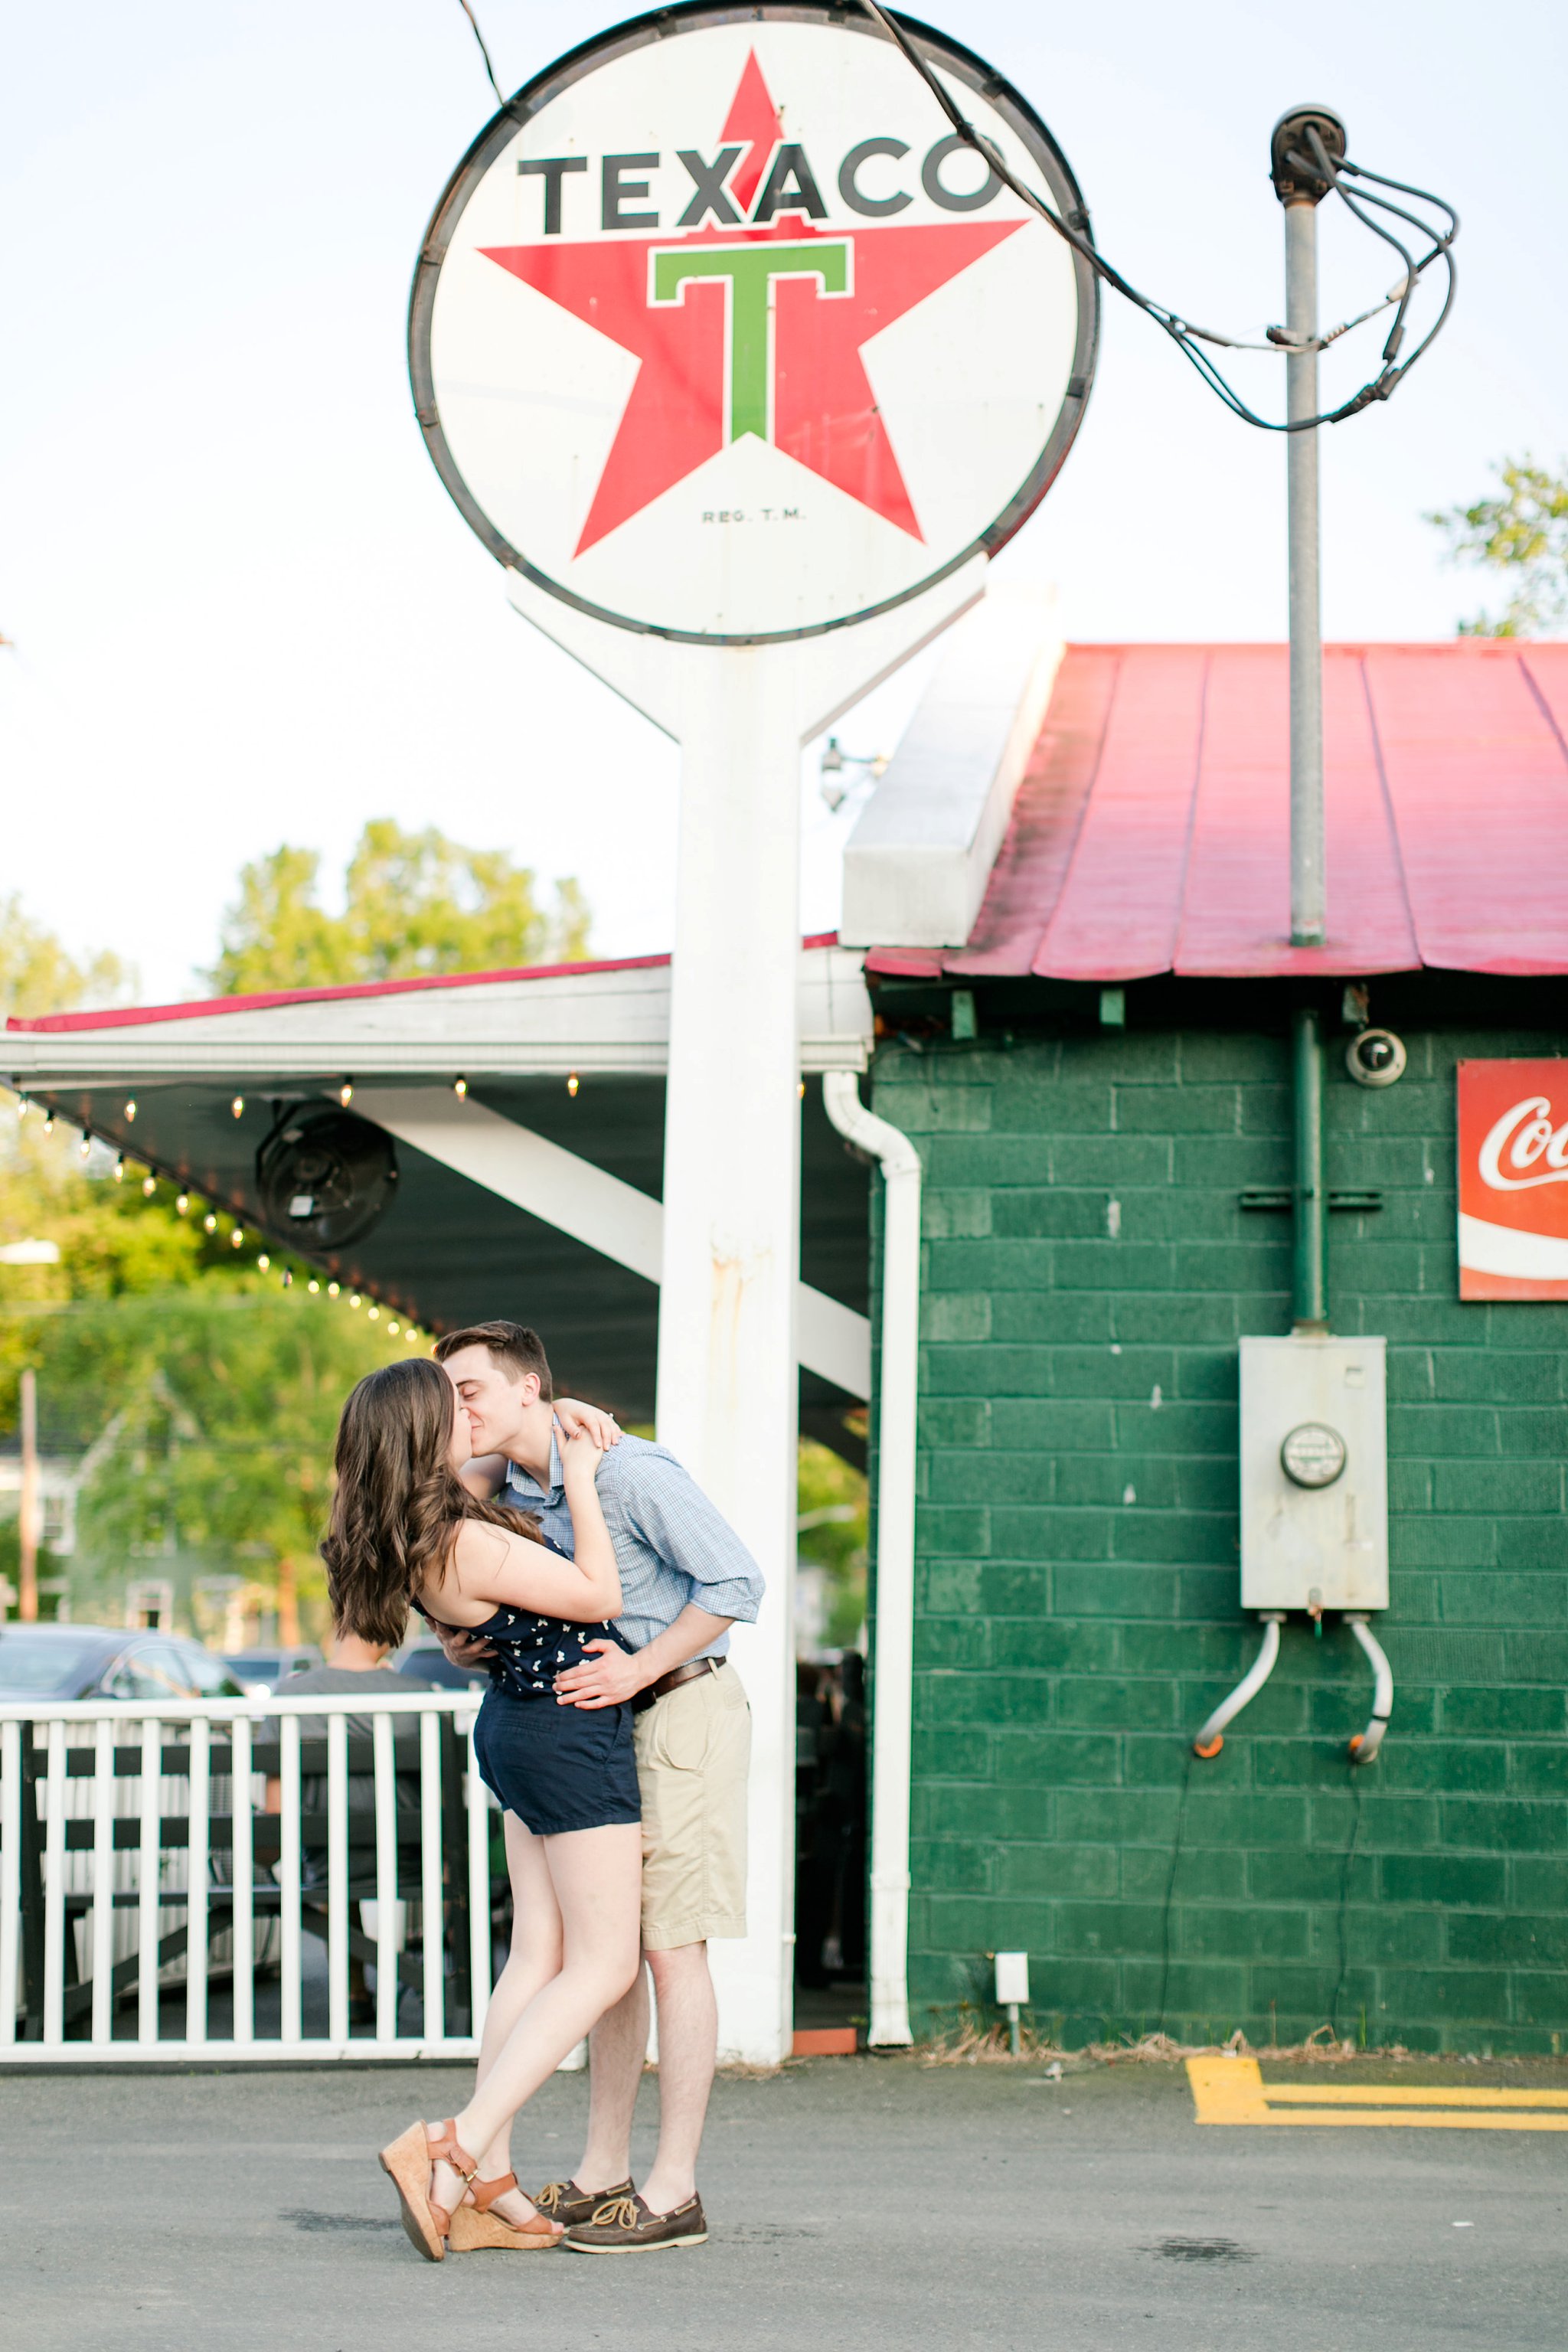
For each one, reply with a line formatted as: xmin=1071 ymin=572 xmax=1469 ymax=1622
xmin=207 ymin=819 xmax=592 ymax=995
xmin=0 ymin=893 xmax=135 ymax=1021
xmin=1429 ymin=457 xmax=1568 ymax=638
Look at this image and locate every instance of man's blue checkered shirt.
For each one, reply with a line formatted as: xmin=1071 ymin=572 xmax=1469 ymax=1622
xmin=503 ymin=1434 xmax=764 ymax=1657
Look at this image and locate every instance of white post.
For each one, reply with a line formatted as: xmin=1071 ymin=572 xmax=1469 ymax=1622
xmin=657 ymin=655 xmax=805 ymax=2066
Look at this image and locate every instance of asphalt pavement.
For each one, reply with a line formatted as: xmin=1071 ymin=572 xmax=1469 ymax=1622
xmin=3 ymin=2051 xmax=1564 ymax=2350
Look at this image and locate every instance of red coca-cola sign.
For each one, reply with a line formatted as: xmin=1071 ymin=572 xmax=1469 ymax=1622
xmin=1458 ymin=1060 xmax=1568 ymax=1299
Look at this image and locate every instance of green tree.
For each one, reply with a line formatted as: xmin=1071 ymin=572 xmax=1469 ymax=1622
xmin=207 ymin=820 xmax=592 ymax=994
xmin=1429 ymin=457 xmax=1568 ymax=638
xmin=797 ymin=1435 xmax=868 ymax=1650
xmin=0 ymin=893 xmax=135 ymax=1021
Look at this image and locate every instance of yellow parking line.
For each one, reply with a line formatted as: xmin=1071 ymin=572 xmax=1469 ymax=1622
xmin=1187 ymin=2058 xmax=1568 ymax=2131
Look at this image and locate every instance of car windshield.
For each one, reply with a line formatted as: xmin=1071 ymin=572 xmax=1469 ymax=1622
xmin=0 ymin=1633 xmax=101 ymax=1694
xmin=227 ymin=1653 xmax=281 ymax=1680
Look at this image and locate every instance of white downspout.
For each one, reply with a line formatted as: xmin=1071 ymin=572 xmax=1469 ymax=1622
xmin=822 ymin=1071 xmax=921 ymax=2048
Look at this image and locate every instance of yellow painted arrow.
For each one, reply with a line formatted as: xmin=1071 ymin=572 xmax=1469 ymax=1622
xmin=1187 ymin=2057 xmax=1568 ymax=2131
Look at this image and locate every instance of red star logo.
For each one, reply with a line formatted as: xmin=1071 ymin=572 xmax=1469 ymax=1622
xmin=479 ymin=54 xmax=1024 ymax=554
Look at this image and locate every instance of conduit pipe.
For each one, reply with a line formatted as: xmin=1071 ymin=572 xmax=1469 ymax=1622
xmin=822 ymin=1071 xmax=921 ymax=2048
xmin=1191 ymin=1614 xmax=1285 ymax=1758
xmin=1344 ymin=1614 xmax=1393 ymax=1763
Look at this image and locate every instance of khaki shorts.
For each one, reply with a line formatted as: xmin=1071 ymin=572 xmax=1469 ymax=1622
xmin=633 ymin=1659 xmax=751 ymax=1950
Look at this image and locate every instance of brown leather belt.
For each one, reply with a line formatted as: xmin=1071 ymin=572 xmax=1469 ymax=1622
xmin=633 ymin=1655 xmax=725 ymax=1713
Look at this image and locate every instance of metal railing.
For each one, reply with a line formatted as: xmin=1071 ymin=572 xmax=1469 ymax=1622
xmin=0 ymin=1691 xmax=493 ymax=2063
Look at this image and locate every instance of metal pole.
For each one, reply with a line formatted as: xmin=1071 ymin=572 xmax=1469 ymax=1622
xmin=18 ymin=1369 xmax=39 ymax=1623
xmin=1292 ymin=1006 xmax=1328 ymax=1333
xmin=1285 ymin=199 xmax=1325 ymax=947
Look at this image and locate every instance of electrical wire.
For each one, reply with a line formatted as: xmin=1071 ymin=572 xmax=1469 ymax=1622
xmin=851 ymin=0 xmax=1457 ymax=431
xmin=455 ymin=0 xmax=507 ymax=113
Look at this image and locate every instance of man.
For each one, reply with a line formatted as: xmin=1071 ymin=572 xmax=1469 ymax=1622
xmin=433 ymin=1319 xmax=763 ymax=2255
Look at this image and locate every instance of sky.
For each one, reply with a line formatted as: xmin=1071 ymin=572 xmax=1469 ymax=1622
xmin=2 ymin=1 xmax=1562 ymax=1003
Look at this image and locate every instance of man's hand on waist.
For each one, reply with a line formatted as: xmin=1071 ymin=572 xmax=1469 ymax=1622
xmin=554 ymin=1603 xmax=735 ymax=1710
xmin=433 ymin=1621 xmax=496 ymax=1671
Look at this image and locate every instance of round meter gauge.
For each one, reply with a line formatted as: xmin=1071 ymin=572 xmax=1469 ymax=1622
xmin=1280 ymin=1422 xmax=1348 ymax=1489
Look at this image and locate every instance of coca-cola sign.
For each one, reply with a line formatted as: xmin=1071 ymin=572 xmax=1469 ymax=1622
xmin=1458 ymin=1060 xmax=1568 ymax=1298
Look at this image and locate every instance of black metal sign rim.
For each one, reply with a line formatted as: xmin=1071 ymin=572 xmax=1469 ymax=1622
xmin=407 ymin=0 xmax=1100 ymax=648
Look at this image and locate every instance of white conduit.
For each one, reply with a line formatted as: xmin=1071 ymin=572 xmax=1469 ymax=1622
xmin=822 ymin=1072 xmax=922 ymax=2049
xmin=1345 ymin=1615 xmax=1394 ymax=1763
xmin=1192 ymin=1614 xmax=1286 ymax=1758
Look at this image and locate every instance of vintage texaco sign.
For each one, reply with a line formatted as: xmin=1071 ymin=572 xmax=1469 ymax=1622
xmin=409 ymin=3 xmax=1097 ymax=643
xmin=1458 ymin=1060 xmax=1568 ymax=1300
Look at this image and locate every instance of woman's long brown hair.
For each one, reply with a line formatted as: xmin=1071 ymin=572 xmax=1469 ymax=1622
xmin=320 ymin=1356 xmax=542 ymax=1648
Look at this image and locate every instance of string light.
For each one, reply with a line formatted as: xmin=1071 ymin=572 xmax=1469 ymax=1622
xmin=387 ymin=1319 xmax=400 ymax=1334
xmin=567 ymin=1072 xmax=580 ymax=1098
xmin=338 ymin=1080 xmax=354 ymax=1108
xmin=282 ymin=1269 xmax=293 ymax=1288
xmin=175 ymin=1192 xmax=189 ymax=1216
xmin=44 ymin=1111 xmax=55 ymax=1133
xmin=124 ymin=1099 xmax=136 ymax=1122
xmin=257 ymin=1253 xmax=270 ymax=1271
xmin=404 ymin=1328 xmax=419 ymax=1345
xmin=230 ymin=1096 xmax=245 ymax=1119
xmin=230 ymin=1228 xmax=244 ymax=1250
xmin=204 ymin=1212 xmax=217 ymax=1234
xmin=453 ymin=1076 xmax=467 ymax=1098
xmin=308 ymin=1279 xmax=319 ymax=1294
xmin=114 ymin=1155 xmax=125 ymax=1183
xmin=367 ymin=1305 xmax=379 ymax=1321
xmin=79 ymin=1135 xmax=91 ymax=1159
xmin=16 ymin=1097 xmax=28 ymax=1122
xmin=350 ymin=1293 xmax=362 ymax=1309
xmin=142 ymin=1175 xmax=156 ymax=1197
xmin=328 ymin=1282 xmax=340 ymax=1298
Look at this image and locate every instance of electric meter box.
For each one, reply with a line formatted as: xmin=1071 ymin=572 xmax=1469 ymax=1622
xmin=1239 ymin=1335 xmax=1387 ymax=1612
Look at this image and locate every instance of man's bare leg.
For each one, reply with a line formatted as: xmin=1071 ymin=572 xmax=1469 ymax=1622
xmin=637 ymin=1942 xmax=716 ymax=2216
xmin=571 ymin=1961 xmax=651 ymax=2192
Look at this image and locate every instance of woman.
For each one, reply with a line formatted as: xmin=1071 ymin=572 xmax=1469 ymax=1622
xmin=319 ymin=1356 xmax=642 ymax=2260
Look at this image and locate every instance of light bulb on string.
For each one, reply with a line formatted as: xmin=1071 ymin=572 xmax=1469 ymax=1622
xmin=567 ymin=1072 xmax=580 ymax=1098
xmin=16 ymin=1097 xmax=28 ymax=1122
xmin=142 ymin=1174 xmax=156 ymax=1197
xmin=453 ymin=1076 xmax=467 ymax=1098
xmin=387 ymin=1319 xmax=400 ymax=1334
xmin=124 ymin=1099 xmax=136 ymax=1123
xmin=350 ymin=1293 xmax=361 ymax=1309
xmin=79 ymin=1135 xmax=91 ymax=1159
xmin=114 ymin=1155 xmax=125 ymax=1183
xmin=43 ymin=1112 xmax=54 ymax=1133
xmin=230 ymin=1096 xmax=244 ymax=1120
xmin=328 ymin=1282 xmax=340 ymax=1298
xmin=230 ymin=1228 xmax=244 ymax=1250
xmin=203 ymin=1212 xmax=217 ymax=1234
xmin=308 ymin=1279 xmax=319 ymax=1294
xmin=338 ymin=1080 xmax=354 ymax=1108
xmin=257 ymin=1253 xmax=270 ymax=1271
xmin=175 ymin=1192 xmax=189 ymax=1216
xmin=368 ymin=1305 xmax=379 ymax=1321
xmin=282 ymin=1269 xmax=293 ymax=1288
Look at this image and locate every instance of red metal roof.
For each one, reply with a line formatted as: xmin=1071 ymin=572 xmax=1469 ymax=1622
xmin=7 ymin=936 xmax=846 ymax=1034
xmin=869 ymin=642 xmax=1568 ymax=982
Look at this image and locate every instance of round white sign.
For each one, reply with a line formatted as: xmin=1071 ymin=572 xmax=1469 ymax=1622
xmin=410 ymin=2 xmax=1097 ymax=644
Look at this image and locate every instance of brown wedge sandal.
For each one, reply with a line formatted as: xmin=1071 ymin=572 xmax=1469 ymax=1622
xmin=447 ymin=2172 xmax=564 ymax=2252
xmin=377 ymin=2118 xmax=477 ymax=2262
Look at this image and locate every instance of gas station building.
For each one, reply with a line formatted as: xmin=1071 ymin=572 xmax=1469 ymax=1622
xmin=8 ymin=603 xmax=1568 ymax=2055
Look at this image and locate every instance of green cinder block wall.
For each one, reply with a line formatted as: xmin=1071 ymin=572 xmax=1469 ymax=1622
xmin=871 ymin=1004 xmax=1568 ymax=2054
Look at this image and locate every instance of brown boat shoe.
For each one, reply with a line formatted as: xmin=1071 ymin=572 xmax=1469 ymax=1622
xmin=531 ymin=2176 xmax=634 ymax=2228
xmin=564 ymin=2190 xmax=708 ymax=2255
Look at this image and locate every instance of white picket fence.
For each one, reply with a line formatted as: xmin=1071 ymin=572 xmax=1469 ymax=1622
xmin=0 ymin=1691 xmax=494 ymax=2063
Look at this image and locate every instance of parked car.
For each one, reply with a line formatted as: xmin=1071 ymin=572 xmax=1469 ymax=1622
xmin=220 ymin=1643 xmax=321 ymax=1696
xmin=396 ymin=1634 xmax=490 ymax=1692
xmin=0 ymin=1622 xmax=247 ymax=1701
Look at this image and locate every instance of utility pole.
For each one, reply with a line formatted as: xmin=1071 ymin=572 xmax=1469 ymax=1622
xmin=1271 ymin=106 xmax=1344 ymax=950
xmin=18 ymin=1367 xmax=40 ymax=1622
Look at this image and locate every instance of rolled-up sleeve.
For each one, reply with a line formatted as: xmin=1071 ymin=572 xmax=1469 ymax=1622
xmin=620 ymin=1449 xmax=765 ymax=1623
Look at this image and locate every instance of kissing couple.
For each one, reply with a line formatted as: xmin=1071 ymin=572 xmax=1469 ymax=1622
xmin=319 ymin=1318 xmax=762 ymax=2257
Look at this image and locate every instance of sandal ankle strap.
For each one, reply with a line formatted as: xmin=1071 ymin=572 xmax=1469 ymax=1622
xmin=426 ymin=2119 xmax=479 ymax=2180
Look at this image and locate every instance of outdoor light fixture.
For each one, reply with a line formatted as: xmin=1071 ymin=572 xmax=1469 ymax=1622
xmin=350 ymin=1293 xmax=361 ymax=1308
xmin=231 ymin=1096 xmax=245 ymax=1119
xmin=1346 ymin=1029 xmax=1406 ymax=1088
xmin=368 ymin=1305 xmax=379 ymax=1320
xmin=204 ymin=1213 xmax=217 ymax=1233
xmin=79 ymin=1135 xmax=90 ymax=1158
xmin=387 ymin=1319 xmax=400 ymax=1334
xmin=282 ymin=1269 xmax=293 ymax=1288
xmin=308 ymin=1279 xmax=319 ymax=1294
xmin=175 ymin=1192 xmax=189 ymax=1215
xmin=142 ymin=1175 xmax=155 ymax=1197
xmin=43 ymin=1112 xmax=54 ymax=1133
xmin=124 ymin=1099 xmax=136 ymax=1122
xmin=257 ymin=1253 xmax=270 ymax=1271
xmin=230 ymin=1229 xmax=244 ymax=1250
xmin=338 ymin=1080 xmax=354 ymax=1107
xmin=328 ymin=1281 xmax=340 ymax=1297
xmin=453 ymin=1076 xmax=467 ymax=1097
xmin=567 ymin=1072 xmax=580 ymax=1097
xmin=114 ymin=1156 xmax=125 ymax=1183
xmin=16 ymin=1098 xmax=28 ymax=1122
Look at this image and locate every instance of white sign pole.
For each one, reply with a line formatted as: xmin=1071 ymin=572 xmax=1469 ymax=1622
xmin=507 ymin=562 xmax=984 ymax=2059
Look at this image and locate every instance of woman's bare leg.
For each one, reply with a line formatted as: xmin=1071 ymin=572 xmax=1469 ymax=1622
xmin=467 ymin=1815 xmax=564 ymax=2193
xmin=430 ymin=1821 xmax=642 ymax=2222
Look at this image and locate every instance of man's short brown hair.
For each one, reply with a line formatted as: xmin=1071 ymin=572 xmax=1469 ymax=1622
xmin=433 ymin=1321 xmax=554 ymax=1401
